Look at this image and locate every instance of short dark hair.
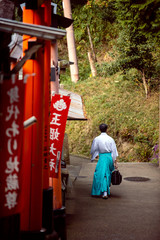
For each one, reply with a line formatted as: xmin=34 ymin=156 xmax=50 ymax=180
xmin=99 ymin=123 xmax=108 ymax=132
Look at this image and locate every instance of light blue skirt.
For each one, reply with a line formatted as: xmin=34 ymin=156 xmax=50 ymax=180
xmin=91 ymin=153 xmax=114 ymax=196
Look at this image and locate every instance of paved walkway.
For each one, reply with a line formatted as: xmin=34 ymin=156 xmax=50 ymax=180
xmin=65 ymin=155 xmax=160 ymax=240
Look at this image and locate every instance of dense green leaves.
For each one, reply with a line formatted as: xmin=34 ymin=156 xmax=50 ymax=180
xmin=72 ymin=0 xmax=117 ymax=49
xmin=108 ymin=0 xmax=160 ymax=95
xmin=115 ymin=0 xmax=160 ymax=40
xmin=69 ymin=0 xmax=160 ymax=90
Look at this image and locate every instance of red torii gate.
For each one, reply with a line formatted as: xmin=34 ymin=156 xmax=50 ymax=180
xmin=0 ymin=1 xmax=70 ymax=239
xmin=21 ymin=0 xmax=62 ymax=236
xmin=21 ymin=3 xmax=49 ymax=232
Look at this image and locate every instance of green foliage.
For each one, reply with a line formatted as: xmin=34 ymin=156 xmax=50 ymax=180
xmin=51 ymin=0 xmax=63 ymax=14
xmin=63 ymin=0 xmax=160 ymax=91
xmin=96 ymin=61 xmax=120 ymax=76
xmin=115 ymin=0 xmax=160 ymax=34
xmin=134 ymin=143 xmax=152 ymax=162
xmin=98 ymin=0 xmax=160 ymax=93
xmin=72 ymin=1 xmax=117 ymax=51
xmin=116 ymin=29 xmax=154 ymax=72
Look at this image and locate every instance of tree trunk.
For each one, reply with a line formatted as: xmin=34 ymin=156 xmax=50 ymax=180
xmin=142 ymin=70 xmax=149 ymax=98
xmin=63 ymin=0 xmax=79 ymax=83
xmin=88 ymin=51 xmax=97 ymax=77
xmin=87 ymin=25 xmax=97 ymax=62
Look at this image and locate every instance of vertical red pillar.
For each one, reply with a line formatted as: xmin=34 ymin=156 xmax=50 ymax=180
xmin=21 ymin=7 xmax=45 ymax=231
xmin=21 ymin=9 xmax=34 ymax=231
xmin=49 ymin=171 xmax=62 ymax=209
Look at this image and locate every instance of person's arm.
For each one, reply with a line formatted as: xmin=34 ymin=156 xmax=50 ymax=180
xmin=90 ymin=139 xmax=98 ymax=162
xmin=114 ymin=159 xmax=118 ymax=169
xmin=111 ymin=139 xmax=118 ymax=167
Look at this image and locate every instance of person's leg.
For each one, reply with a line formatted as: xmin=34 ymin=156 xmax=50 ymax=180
xmin=102 ymin=191 xmax=108 ymax=199
xmin=91 ymin=158 xmax=102 ymax=196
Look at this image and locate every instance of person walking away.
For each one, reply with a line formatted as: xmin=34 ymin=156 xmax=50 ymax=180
xmin=91 ymin=123 xmax=118 ymax=199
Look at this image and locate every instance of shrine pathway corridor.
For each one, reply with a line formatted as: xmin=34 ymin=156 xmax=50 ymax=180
xmin=66 ymin=156 xmax=160 ymax=240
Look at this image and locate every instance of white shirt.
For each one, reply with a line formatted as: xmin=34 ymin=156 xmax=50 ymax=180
xmin=90 ymin=133 xmax=118 ymax=162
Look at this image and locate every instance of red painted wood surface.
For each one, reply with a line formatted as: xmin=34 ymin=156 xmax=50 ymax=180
xmin=21 ymin=9 xmax=34 ymax=231
xmin=21 ymin=7 xmax=45 ymax=231
xmin=49 ymin=175 xmax=62 ymax=210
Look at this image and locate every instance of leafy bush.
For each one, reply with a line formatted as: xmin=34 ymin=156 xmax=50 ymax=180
xmin=150 ymin=144 xmax=159 ymax=164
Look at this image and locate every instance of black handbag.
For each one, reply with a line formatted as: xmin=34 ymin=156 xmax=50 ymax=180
xmin=111 ymin=169 xmax=122 ymax=185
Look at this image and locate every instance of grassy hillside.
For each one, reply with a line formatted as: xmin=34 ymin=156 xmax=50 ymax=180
xmin=57 ymin=1 xmax=159 ymax=163
xmin=62 ymin=74 xmax=159 ymax=163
